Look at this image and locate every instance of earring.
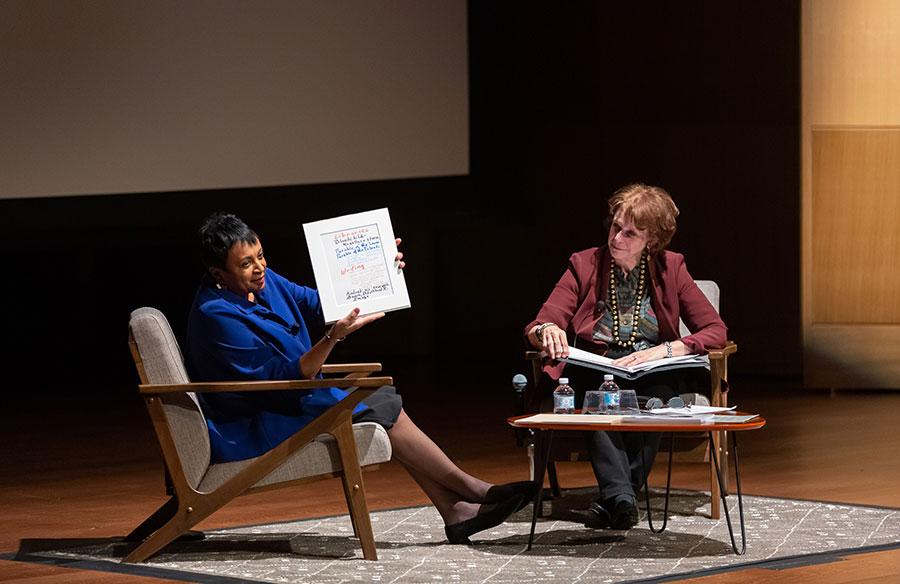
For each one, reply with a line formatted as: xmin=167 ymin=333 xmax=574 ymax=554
xmin=215 ymin=282 xmax=223 ymax=290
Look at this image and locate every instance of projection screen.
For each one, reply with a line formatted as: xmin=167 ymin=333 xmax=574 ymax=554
xmin=0 ymin=0 xmax=468 ymax=199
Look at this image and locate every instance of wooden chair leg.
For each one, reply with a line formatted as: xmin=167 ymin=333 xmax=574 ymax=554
xmin=719 ymin=430 xmax=730 ymax=494
xmin=709 ymin=351 xmax=731 ymax=518
xmin=527 ymin=441 xmax=536 ymax=481
xmin=332 ymin=419 xmax=377 ymax=561
xmin=343 ymin=479 xmax=361 ymax=539
xmin=123 ymin=497 xmax=178 ymax=543
xmin=123 ymin=497 xmax=203 ymax=563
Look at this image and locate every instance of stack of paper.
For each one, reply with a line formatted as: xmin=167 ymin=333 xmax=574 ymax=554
xmin=514 ymin=414 xmax=624 ymax=425
xmin=647 ymin=405 xmax=736 ymax=416
xmin=620 ymin=414 xmax=715 ymax=424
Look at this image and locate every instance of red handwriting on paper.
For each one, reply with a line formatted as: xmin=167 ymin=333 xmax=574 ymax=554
xmin=333 ymin=227 xmax=370 ymax=244
xmin=340 ymin=264 xmax=365 ymax=276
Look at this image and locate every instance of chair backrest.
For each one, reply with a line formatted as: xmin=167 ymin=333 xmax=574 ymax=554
xmin=678 ymin=280 xmax=720 ymax=338
xmin=129 ymin=307 xmax=211 ymax=489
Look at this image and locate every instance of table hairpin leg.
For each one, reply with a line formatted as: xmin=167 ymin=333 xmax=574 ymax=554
xmin=527 ymin=429 xmax=554 ymax=551
xmin=710 ymin=430 xmax=746 ymax=555
xmin=640 ymin=432 xmax=674 ymax=533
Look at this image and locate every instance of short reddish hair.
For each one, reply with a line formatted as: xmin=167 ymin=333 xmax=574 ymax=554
xmin=607 ymin=183 xmax=679 ymax=255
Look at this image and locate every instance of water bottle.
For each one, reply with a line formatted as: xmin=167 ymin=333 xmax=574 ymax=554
xmin=599 ymin=374 xmax=620 ymax=411
xmin=553 ymin=377 xmax=575 ymax=414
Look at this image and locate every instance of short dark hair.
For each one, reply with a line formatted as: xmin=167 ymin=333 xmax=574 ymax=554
xmin=198 ymin=212 xmax=259 ymax=269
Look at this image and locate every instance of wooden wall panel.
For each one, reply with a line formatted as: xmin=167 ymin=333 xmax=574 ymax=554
xmin=811 ymin=129 xmax=900 ymax=323
xmin=805 ymin=0 xmax=900 ymax=125
xmin=803 ymin=0 xmax=900 ymax=388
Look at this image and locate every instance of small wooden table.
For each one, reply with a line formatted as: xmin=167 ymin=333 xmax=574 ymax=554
xmin=508 ymin=411 xmax=766 ymax=554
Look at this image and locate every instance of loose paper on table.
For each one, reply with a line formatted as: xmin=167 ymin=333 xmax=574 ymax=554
xmin=303 ymin=208 xmax=410 ymax=323
xmin=514 ymin=414 xmax=624 ymax=425
xmin=647 ymin=405 xmax=737 ymax=416
xmin=516 ymin=411 xmax=759 ymax=426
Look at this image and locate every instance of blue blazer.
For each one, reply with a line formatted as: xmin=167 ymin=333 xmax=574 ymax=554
xmin=186 ymin=268 xmax=364 ymax=462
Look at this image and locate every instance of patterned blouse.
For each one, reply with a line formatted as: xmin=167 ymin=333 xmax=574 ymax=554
xmin=592 ymin=264 xmax=660 ymax=358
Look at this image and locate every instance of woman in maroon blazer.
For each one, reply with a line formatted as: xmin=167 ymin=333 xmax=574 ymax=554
xmin=524 ymin=183 xmax=727 ymax=530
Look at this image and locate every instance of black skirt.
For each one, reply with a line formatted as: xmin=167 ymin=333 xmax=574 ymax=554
xmin=352 ymin=385 xmax=403 ymax=430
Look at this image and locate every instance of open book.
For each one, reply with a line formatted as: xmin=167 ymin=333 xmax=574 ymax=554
xmin=559 ymin=346 xmax=709 ymax=380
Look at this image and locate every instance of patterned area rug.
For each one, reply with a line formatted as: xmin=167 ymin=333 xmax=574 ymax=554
xmin=15 ymin=489 xmax=900 ymax=584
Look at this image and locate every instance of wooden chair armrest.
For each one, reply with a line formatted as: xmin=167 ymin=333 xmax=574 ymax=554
xmin=140 ymin=376 xmax=393 ymax=395
xmin=320 ymin=363 xmax=382 ymax=375
xmin=525 ymin=350 xmax=543 ymax=361
xmin=708 ymin=341 xmax=737 ymax=360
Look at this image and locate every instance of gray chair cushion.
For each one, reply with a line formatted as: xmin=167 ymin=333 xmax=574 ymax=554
xmin=198 ymin=422 xmax=392 ymax=492
xmin=130 ymin=307 xmax=190 ymax=385
xmin=679 ymin=280 xmax=720 ymax=338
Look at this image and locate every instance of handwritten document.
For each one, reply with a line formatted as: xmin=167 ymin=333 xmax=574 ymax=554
xmin=304 ymin=209 xmax=410 ymax=323
xmin=322 ymin=224 xmax=393 ymax=304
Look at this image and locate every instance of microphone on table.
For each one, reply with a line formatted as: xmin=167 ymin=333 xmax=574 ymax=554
xmin=512 ymin=374 xmax=528 ymax=391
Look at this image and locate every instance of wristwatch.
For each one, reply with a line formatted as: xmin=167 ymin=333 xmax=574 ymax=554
xmin=664 ymin=341 xmax=673 ymax=358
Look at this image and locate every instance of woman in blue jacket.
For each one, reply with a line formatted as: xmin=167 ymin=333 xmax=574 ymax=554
xmin=186 ymin=212 xmax=528 ymax=545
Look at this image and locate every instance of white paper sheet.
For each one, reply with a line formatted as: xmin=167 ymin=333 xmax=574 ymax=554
xmin=303 ymin=208 xmax=410 ymax=323
xmin=514 ymin=414 xmax=624 ymax=425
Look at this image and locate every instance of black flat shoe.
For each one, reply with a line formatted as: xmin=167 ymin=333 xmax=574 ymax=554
xmin=610 ymin=499 xmax=639 ymax=530
xmin=445 ymin=493 xmax=525 ymax=545
xmin=585 ymin=501 xmax=612 ymax=529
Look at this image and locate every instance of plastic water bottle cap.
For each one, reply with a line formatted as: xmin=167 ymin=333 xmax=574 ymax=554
xmin=559 ymin=377 xmax=569 ymax=385
xmin=604 ymin=374 xmax=614 ymax=381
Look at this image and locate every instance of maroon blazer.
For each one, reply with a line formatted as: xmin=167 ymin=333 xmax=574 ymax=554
xmin=524 ymin=246 xmax=727 ymax=381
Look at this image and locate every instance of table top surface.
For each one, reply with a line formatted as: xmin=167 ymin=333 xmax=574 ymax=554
xmin=508 ymin=411 xmax=767 ymax=432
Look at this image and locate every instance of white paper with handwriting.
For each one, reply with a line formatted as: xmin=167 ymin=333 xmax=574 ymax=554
xmin=303 ymin=208 xmax=410 ymax=323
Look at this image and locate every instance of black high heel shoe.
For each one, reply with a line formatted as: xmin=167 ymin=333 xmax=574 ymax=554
xmin=444 ymin=493 xmax=525 ymax=545
xmin=487 ymin=481 xmax=539 ymax=512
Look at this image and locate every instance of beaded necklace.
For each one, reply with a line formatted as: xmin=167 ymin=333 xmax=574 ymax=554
xmin=608 ymin=251 xmax=648 ymax=349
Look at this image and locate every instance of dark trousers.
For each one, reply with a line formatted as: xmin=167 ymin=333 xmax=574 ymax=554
xmin=562 ymin=366 xmax=704 ymax=503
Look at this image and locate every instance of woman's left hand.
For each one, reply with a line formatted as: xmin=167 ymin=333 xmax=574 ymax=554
xmin=611 ymin=340 xmax=687 ymax=367
xmin=395 ymin=237 xmax=405 ymax=269
xmin=330 ymin=307 xmax=385 ymax=340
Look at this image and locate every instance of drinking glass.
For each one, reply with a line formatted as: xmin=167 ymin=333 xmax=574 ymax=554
xmin=617 ymin=389 xmax=639 ymax=414
xmin=582 ymin=390 xmax=604 ymax=414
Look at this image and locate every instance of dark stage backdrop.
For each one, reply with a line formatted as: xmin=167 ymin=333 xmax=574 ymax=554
xmin=0 ymin=3 xmax=800 ymax=400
